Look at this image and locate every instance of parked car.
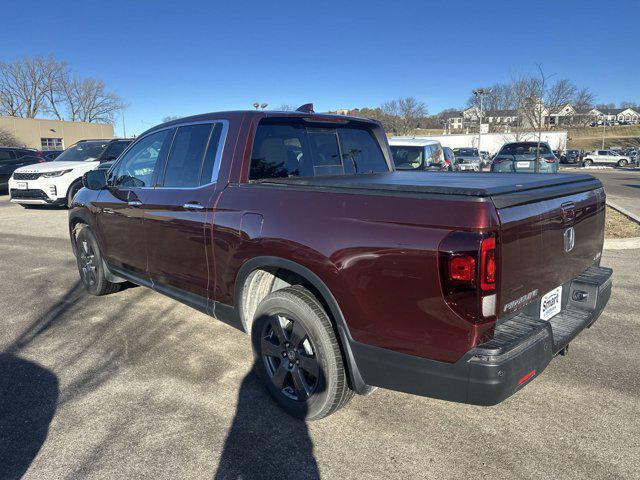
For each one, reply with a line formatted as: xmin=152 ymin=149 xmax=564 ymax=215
xmin=562 ymin=149 xmax=582 ymax=164
xmin=442 ymin=146 xmax=460 ymax=171
xmin=70 ymin=108 xmax=612 ymax=420
xmin=8 ymin=138 xmax=132 ymax=207
xmin=582 ymin=150 xmax=632 ymax=167
xmin=389 ymin=139 xmax=448 ymax=171
xmin=452 ymin=148 xmax=481 ymax=171
xmin=490 ymin=142 xmax=558 ymax=173
xmin=0 ymin=147 xmax=44 ymax=191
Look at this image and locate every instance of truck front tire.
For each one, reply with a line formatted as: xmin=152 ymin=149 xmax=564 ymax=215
xmin=251 ymin=285 xmax=353 ymax=420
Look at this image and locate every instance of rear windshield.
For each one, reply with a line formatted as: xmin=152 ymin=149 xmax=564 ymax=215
xmin=249 ymin=119 xmax=388 ymax=180
xmin=455 ymin=148 xmax=478 ymax=156
xmin=391 ymin=145 xmax=443 ymax=170
xmin=54 ymin=141 xmax=109 ymax=162
xmin=500 ymin=143 xmax=551 ymax=155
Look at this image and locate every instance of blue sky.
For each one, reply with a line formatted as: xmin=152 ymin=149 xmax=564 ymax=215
xmin=1 ymin=0 xmax=639 ymax=136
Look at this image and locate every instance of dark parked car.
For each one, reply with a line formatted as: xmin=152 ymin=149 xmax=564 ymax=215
xmin=442 ymin=146 xmax=460 ymax=171
xmin=71 ymin=108 xmax=612 ymax=419
xmin=0 ymin=147 xmax=43 ymax=191
xmin=491 ymin=142 xmax=558 ymax=173
xmin=562 ymin=149 xmax=582 ymax=164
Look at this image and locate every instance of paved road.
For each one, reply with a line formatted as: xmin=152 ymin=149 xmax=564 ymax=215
xmin=0 ymin=195 xmax=638 ymax=480
xmin=560 ymin=166 xmax=640 ymax=218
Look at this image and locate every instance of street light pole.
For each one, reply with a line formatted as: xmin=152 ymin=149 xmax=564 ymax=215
xmin=473 ymin=88 xmax=489 ymax=171
xmin=602 ymin=122 xmax=606 ymax=150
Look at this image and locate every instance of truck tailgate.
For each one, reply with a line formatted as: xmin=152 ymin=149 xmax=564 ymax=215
xmin=496 ymin=186 xmax=605 ymax=317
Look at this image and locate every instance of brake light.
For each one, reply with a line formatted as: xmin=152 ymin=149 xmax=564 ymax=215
xmin=492 ymin=157 xmax=507 ymax=164
xmin=449 ymin=255 xmax=475 ymax=282
xmin=543 ymin=156 xmax=557 ymax=163
xmin=480 ymin=236 xmax=496 ymax=291
xmin=439 ymin=232 xmax=498 ymax=323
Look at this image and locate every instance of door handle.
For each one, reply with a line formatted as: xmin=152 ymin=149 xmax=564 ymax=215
xmin=128 ymin=200 xmax=143 ymax=207
xmin=183 ymin=202 xmax=204 ymax=210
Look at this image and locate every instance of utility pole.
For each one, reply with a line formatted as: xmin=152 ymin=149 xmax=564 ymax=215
xmin=601 ymin=122 xmax=606 ymax=150
xmin=121 ymin=111 xmax=127 ymax=138
xmin=473 ymin=88 xmax=489 ymax=170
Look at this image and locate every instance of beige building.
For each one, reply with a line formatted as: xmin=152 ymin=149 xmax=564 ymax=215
xmin=0 ymin=116 xmax=114 ymax=150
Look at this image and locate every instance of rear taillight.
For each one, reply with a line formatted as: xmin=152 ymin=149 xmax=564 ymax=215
xmin=449 ymin=255 xmax=475 ymax=282
xmin=439 ymin=232 xmax=498 ymax=323
xmin=492 ymin=157 xmax=507 ymax=164
xmin=480 ymin=236 xmax=496 ymax=291
xmin=543 ymin=156 xmax=557 ymax=163
xmin=442 ymin=159 xmax=451 ymax=170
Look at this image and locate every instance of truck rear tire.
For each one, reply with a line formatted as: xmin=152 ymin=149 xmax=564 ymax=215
xmin=251 ymin=285 xmax=353 ymax=420
xmin=74 ymin=225 xmax=121 ymax=296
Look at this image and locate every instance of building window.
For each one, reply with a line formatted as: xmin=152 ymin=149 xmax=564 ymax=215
xmin=41 ymin=138 xmax=64 ymax=150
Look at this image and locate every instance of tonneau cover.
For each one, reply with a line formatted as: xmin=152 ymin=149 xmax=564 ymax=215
xmin=253 ymin=171 xmax=602 ymax=208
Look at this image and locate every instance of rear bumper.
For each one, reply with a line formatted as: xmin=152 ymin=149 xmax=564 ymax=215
xmin=349 ymin=265 xmax=612 ymax=405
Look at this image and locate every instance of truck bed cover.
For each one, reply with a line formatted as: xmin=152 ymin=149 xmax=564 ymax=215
xmin=252 ymin=171 xmax=602 ymax=208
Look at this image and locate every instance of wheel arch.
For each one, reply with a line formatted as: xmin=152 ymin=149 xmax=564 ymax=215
xmin=234 ymin=256 xmax=369 ymax=393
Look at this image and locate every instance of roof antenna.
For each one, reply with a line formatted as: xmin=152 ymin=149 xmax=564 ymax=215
xmin=296 ymin=103 xmax=314 ymax=113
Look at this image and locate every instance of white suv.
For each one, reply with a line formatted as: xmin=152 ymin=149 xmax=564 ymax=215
xmin=8 ymin=139 xmax=131 ymax=207
xmin=582 ymin=150 xmax=632 ymax=167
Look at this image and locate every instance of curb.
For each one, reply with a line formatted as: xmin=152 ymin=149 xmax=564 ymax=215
xmin=604 ymin=201 xmax=640 ymax=250
xmin=603 ymin=237 xmax=640 ymax=250
xmin=606 ymin=200 xmax=640 ymax=225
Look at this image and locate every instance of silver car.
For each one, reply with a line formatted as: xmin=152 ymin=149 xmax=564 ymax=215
xmin=452 ymin=148 xmax=481 ymax=172
xmin=582 ymin=150 xmax=632 ymax=167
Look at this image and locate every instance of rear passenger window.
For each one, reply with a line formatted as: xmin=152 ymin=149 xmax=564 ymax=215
xmin=249 ymin=119 xmax=388 ymax=180
xmin=199 ymin=123 xmax=224 ymax=184
xmin=0 ymin=151 xmax=13 ymax=161
xmin=162 ymin=124 xmax=213 ymax=187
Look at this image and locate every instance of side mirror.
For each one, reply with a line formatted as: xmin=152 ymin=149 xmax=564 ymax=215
xmin=83 ymin=169 xmax=108 ymax=190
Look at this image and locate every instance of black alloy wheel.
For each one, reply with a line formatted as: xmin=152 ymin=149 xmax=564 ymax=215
xmin=78 ymin=238 xmax=98 ymax=288
xmin=260 ymin=314 xmax=320 ymax=402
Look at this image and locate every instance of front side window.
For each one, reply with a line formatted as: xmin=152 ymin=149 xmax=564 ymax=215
xmin=113 ymin=130 xmax=170 ymax=187
xmin=249 ymin=119 xmax=388 ymax=180
xmin=161 ymin=124 xmax=213 ymax=187
xmin=390 ymin=146 xmax=423 ymax=170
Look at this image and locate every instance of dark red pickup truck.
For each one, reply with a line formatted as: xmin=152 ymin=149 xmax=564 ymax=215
xmin=70 ymin=108 xmax=612 ymax=419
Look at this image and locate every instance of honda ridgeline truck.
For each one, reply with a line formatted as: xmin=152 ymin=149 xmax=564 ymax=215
xmin=69 ymin=106 xmax=612 ymax=419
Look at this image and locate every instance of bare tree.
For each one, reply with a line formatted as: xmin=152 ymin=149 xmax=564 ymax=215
xmin=278 ymin=104 xmax=294 ymax=111
xmin=381 ymin=97 xmax=428 ymax=135
xmin=53 ymin=76 xmax=125 ymax=123
xmin=0 ymin=128 xmax=22 ymax=147
xmin=162 ymin=115 xmax=181 ymax=123
xmin=620 ymin=101 xmax=639 ymax=109
xmin=0 ymin=56 xmax=66 ymax=118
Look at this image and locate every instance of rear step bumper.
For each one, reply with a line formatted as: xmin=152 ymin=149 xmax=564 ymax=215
xmin=349 ymin=266 xmax=612 ymax=405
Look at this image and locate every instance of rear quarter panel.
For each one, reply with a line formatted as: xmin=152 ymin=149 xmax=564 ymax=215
xmin=213 ymin=184 xmax=499 ymax=362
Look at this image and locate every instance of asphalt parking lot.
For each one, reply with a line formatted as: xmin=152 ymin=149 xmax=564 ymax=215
xmin=0 ymin=194 xmax=638 ymax=480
